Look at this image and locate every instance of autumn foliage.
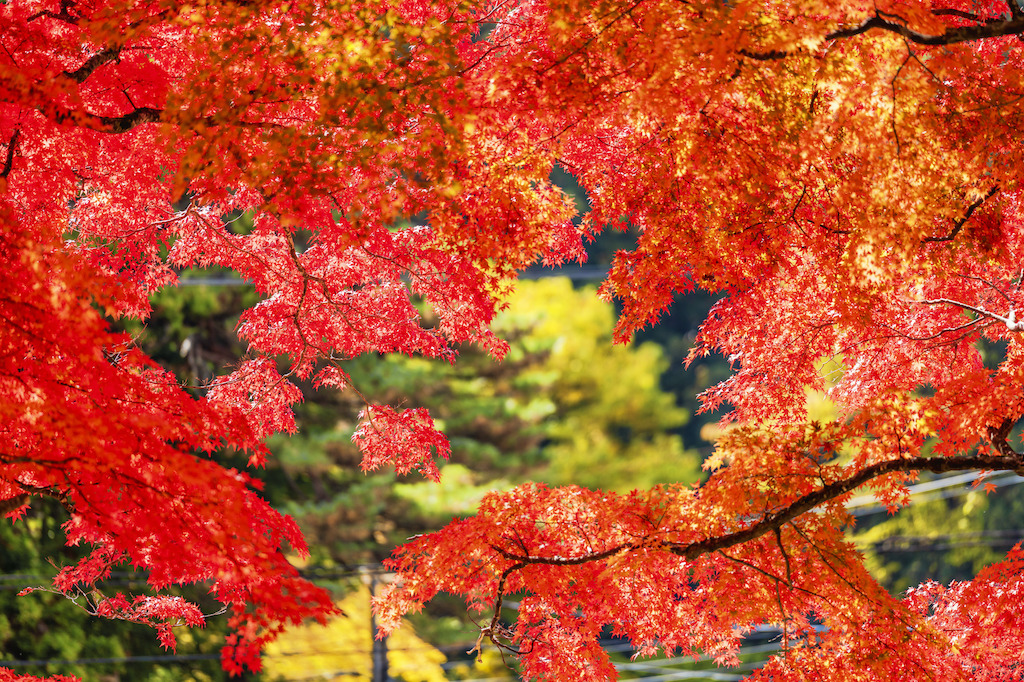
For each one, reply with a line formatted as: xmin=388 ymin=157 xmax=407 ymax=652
xmin=5 ymin=0 xmax=1024 ymax=679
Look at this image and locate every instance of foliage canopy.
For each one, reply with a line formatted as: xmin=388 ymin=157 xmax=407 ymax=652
xmin=5 ymin=0 xmax=1024 ymax=679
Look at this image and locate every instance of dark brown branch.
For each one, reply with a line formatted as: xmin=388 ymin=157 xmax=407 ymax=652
xmin=62 ymin=48 xmax=121 ymax=84
xmin=739 ymin=48 xmax=789 ymax=61
xmin=493 ymin=541 xmax=625 ymax=566
xmin=959 ymin=274 xmax=1015 ymax=305
xmin=45 ymin=102 xmax=283 ymax=135
xmin=988 ymin=417 xmax=1016 ymax=459
xmin=472 ymin=560 xmax=526 ymax=656
xmin=670 ymin=449 xmax=1021 ymax=561
xmin=831 ymin=14 xmax=1024 ymax=45
xmin=1 ymin=481 xmax=74 ymax=516
xmin=931 ymin=8 xmax=982 ymax=22
xmin=875 ymin=315 xmax=987 ymax=342
xmin=924 ymin=186 xmax=1000 ymax=243
xmin=95 ymin=107 xmax=163 ymax=134
xmin=50 ymin=105 xmax=162 ymax=134
xmin=774 ymin=526 xmax=792 ymax=587
xmin=0 ymin=494 xmax=29 ymax=516
xmin=495 ymin=433 xmax=1023 ymax=568
xmin=717 ymin=550 xmax=827 ymax=605
xmin=741 ymin=13 xmax=1024 ymax=61
xmin=28 ymin=0 xmax=79 ymax=24
xmin=1 ymin=129 xmax=19 ymax=179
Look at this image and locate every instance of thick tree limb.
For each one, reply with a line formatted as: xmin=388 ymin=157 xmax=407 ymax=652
xmin=28 ymin=0 xmax=79 ymax=24
xmin=835 ymin=14 xmax=1024 ymax=46
xmin=473 ymin=560 xmax=527 ymax=656
xmin=44 ymin=103 xmax=283 ymax=134
xmin=495 ymin=431 xmax=1023 ymax=567
xmin=93 ymin=107 xmax=163 ymax=134
xmin=46 ymin=103 xmax=162 ymax=134
xmin=62 ymin=48 xmax=122 ymax=84
xmin=1 ymin=129 xmax=19 ymax=179
xmin=741 ymin=12 xmax=1024 ymax=61
xmin=669 ymin=448 xmax=1020 ymax=561
xmin=0 ymin=494 xmax=29 ymax=516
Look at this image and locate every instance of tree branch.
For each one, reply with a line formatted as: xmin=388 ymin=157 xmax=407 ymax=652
xmin=62 ymin=47 xmax=121 ymax=84
xmin=1 ymin=129 xmax=19 ymax=179
xmin=495 ymin=434 xmax=1023 ymax=568
xmin=0 ymin=494 xmax=29 ymax=516
xmin=48 ymin=105 xmax=162 ymax=134
xmin=931 ymin=8 xmax=982 ymax=22
xmin=669 ymin=449 xmax=1021 ymax=561
xmin=831 ymin=14 xmax=1024 ymax=45
xmin=28 ymin=0 xmax=79 ymax=24
xmin=740 ymin=12 xmax=1024 ymax=61
xmin=95 ymin=108 xmax=163 ymax=134
xmin=0 ymin=480 xmax=74 ymax=516
xmin=924 ymin=186 xmax=1000 ymax=243
xmin=44 ymin=102 xmax=284 ymax=134
xmin=472 ymin=560 xmax=526 ymax=657
xmin=876 ymin=315 xmax=987 ymax=342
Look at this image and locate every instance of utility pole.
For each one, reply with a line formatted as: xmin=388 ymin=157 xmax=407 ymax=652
xmin=369 ymin=571 xmax=389 ymax=682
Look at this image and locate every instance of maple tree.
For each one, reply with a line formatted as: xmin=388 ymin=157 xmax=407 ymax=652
xmin=6 ymin=0 xmax=1024 ymax=680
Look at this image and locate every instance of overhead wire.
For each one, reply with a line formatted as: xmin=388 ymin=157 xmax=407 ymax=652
xmin=847 ymin=470 xmax=1024 ymax=517
xmin=175 ymin=265 xmax=613 ymax=288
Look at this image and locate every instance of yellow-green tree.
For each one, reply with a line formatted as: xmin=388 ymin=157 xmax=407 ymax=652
xmin=496 ymin=278 xmax=701 ymax=493
xmin=263 ymin=584 xmax=445 ymax=682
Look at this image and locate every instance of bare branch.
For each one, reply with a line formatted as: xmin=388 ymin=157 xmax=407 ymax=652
xmin=931 ymin=9 xmax=982 ymax=22
xmin=669 ymin=449 xmax=1023 ymax=561
xmin=958 ymin=273 xmax=1015 ymax=305
xmin=493 ymin=542 xmax=625 ymax=566
xmin=917 ymin=297 xmax=1024 ymax=332
xmin=472 ymin=560 xmax=526 ymax=657
xmin=876 ymin=315 xmax=987 ymax=342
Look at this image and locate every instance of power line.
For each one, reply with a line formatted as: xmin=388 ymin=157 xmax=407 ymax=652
xmin=174 ymin=265 xmax=612 ymax=288
xmin=612 ymin=669 xmax=748 ymax=681
xmin=0 ymin=565 xmax=393 ymax=591
xmin=866 ymin=529 xmax=1024 ymax=553
xmin=847 ymin=470 xmax=1024 ymax=517
xmin=1 ymin=653 xmax=221 ymax=667
xmin=847 ymin=471 xmax=990 ymax=508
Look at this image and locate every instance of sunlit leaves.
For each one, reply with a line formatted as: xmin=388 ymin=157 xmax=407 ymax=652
xmin=9 ymin=0 xmax=1024 ymax=679
xmin=353 ymin=405 xmax=451 ymax=481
